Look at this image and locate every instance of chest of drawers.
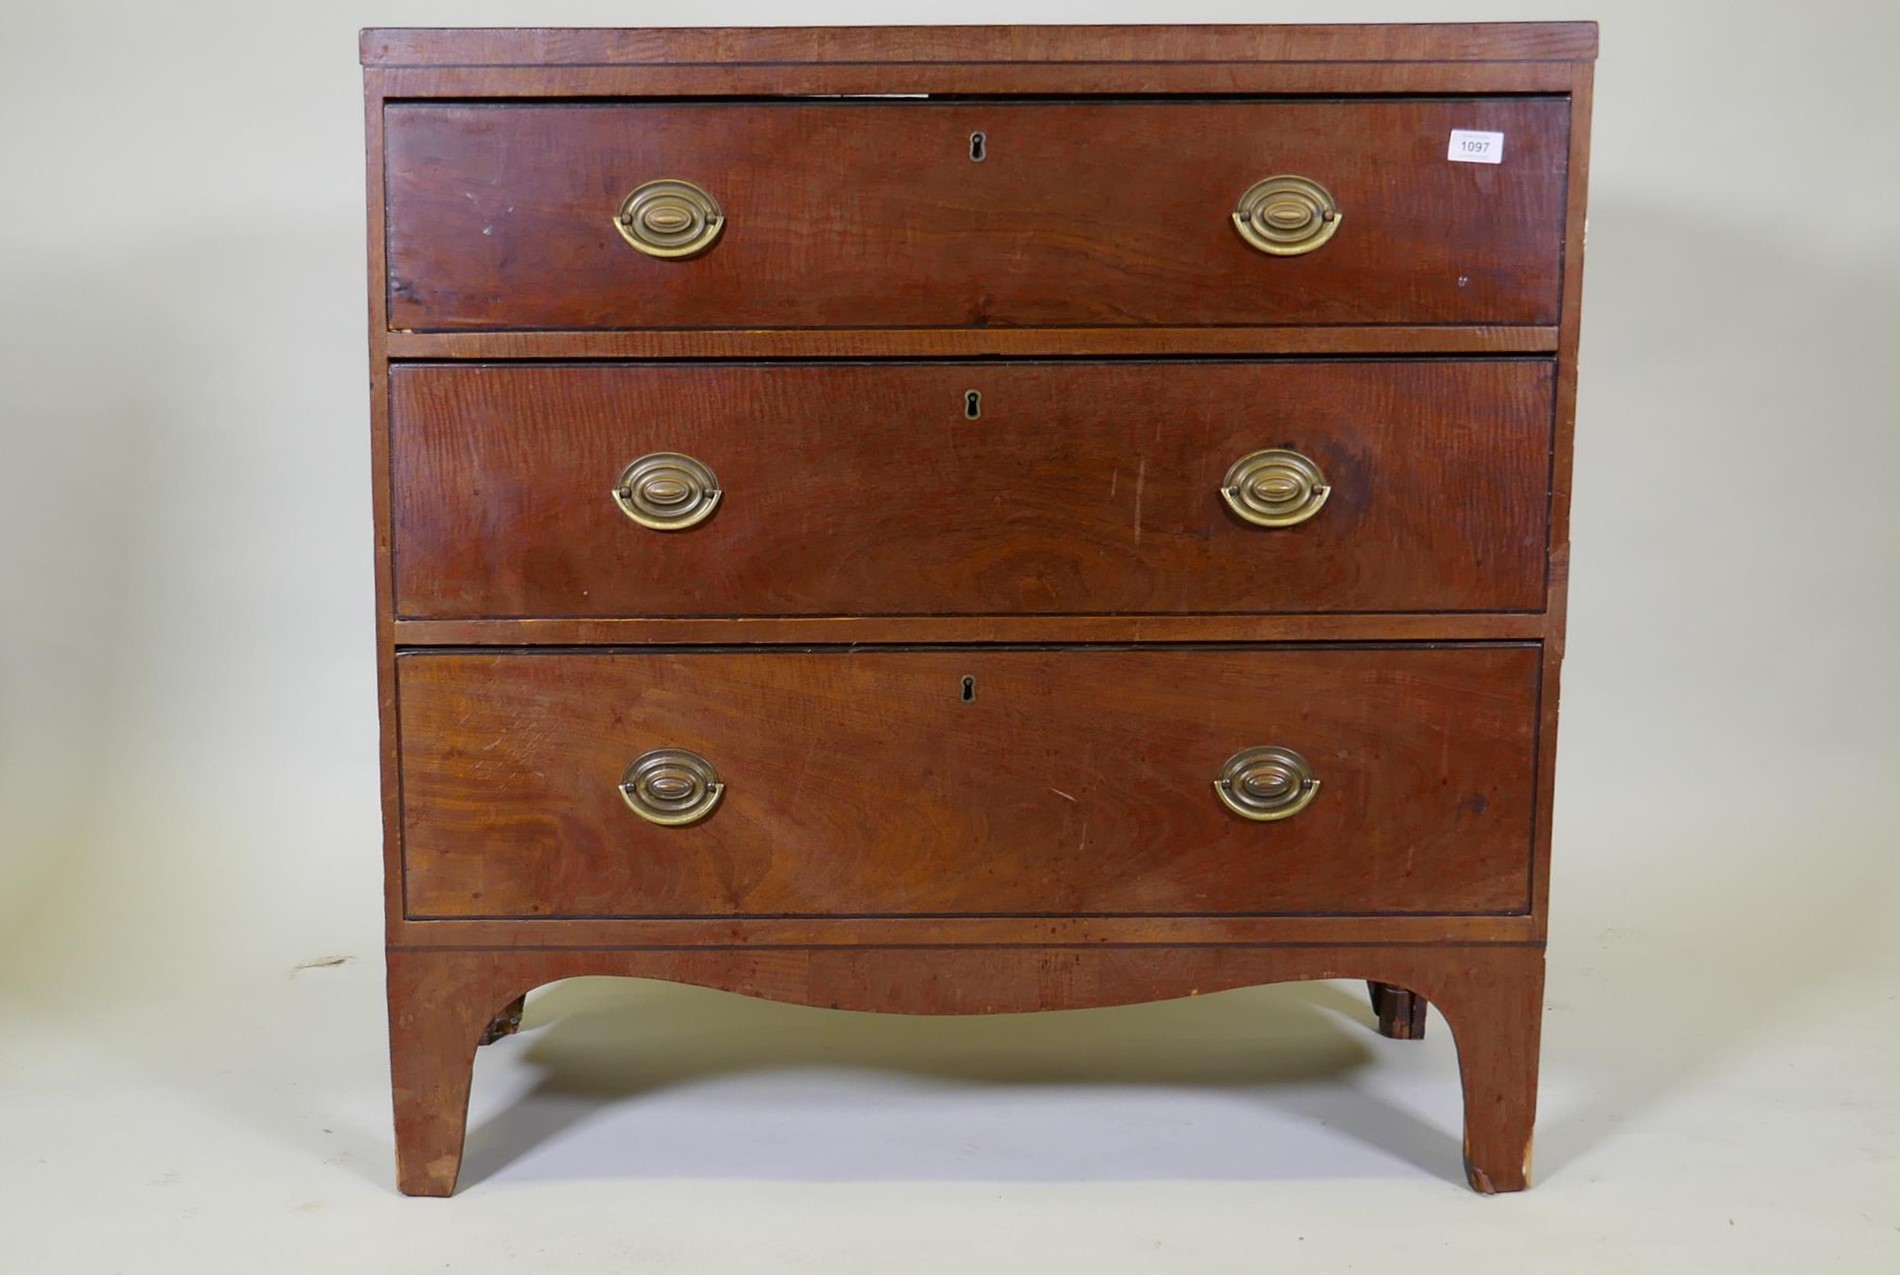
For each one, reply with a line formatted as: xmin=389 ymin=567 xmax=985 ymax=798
xmin=363 ymin=23 xmax=1595 ymax=1196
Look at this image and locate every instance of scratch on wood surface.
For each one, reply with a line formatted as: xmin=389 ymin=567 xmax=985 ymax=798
xmin=1133 ymin=459 xmax=1146 ymax=544
xmin=1050 ymin=787 xmax=1077 ymax=802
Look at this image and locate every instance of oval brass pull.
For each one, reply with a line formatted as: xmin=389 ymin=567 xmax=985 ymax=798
xmin=620 ymin=749 xmax=724 ymax=826
xmin=1232 ymin=176 xmax=1341 ymax=256
xmin=612 ymin=452 xmax=721 ymax=531
xmin=1215 ymin=747 xmax=1320 ymax=822
xmin=613 ymin=179 xmax=725 ymax=259
xmin=1221 ymin=449 xmax=1331 ymax=527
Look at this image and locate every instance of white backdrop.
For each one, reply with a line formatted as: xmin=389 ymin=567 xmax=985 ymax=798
xmin=2 ymin=2 xmax=1896 ymax=1270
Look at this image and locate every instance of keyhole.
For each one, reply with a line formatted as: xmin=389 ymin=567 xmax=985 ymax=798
xmin=964 ymin=390 xmax=982 ymax=419
xmin=969 ymin=131 xmax=987 ymax=162
xmin=960 ymin=675 xmax=976 ymax=703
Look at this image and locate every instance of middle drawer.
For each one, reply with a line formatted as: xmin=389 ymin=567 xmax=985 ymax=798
xmin=391 ymin=360 xmax=1553 ymax=618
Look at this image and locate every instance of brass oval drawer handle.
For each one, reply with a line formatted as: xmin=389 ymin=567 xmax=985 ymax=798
xmin=613 ymin=178 xmax=725 ymax=259
xmin=620 ymin=749 xmax=724 ymax=826
xmin=613 ymin=452 xmax=721 ymax=531
xmin=1215 ymin=746 xmax=1321 ymax=822
xmin=1232 ymin=176 xmax=1341 ymax=256
xmin=1221 ymin=448 xmax=1331 ymax=527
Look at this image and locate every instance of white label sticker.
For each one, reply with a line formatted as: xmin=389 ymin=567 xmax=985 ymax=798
xmin=1448 ymin=129 xmax=1505 ymax=164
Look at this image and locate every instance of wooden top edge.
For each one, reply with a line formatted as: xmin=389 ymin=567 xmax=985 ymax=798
xmin=384 ymin=326 xmax=1562 ymax=360
xmin=360 ymin=23 xmax=1599 ymax=69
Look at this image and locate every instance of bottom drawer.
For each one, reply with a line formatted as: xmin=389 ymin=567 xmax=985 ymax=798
xmin=398 ymin=647 xmax=1539 ymax=919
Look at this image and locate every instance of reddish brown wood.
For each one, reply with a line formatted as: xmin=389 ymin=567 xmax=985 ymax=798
xmin=366 ymin=23 xmax=1591 ymax=1198
xmin=390 ymin=912 xmax=1537 ymax=950
xmin=1530 ymin=63 xmax=1595 ymax=943
xmin=364 ymin=72 xmax=406 ymax=945
xmin=391 ymin=361 xmax=1554 ymax=619
xmin=1438 ymin=946 xmax=1545 ymax=1192
xmin=391 ymin=612 xmax=1549 ymax=648
xmin=387 ymin=948 xmax=503 ymax=1196
xmin=386 ymin=942 xmax=1543 ymax=1195
xmin=397 ymin=646 xmax=1539 ymax=920
xmin=1368 ymin=980 xmax=1430 ymax=1039
xmin=362 ymin=24 xmax=1600 ymax=67
xmin=384 ymin=326 xmax=1561 ymax=361
xmin=378 ymin=62 xmax=1583 ymax=101
xmin=384 ymin=100 xmax=1567 ymax=332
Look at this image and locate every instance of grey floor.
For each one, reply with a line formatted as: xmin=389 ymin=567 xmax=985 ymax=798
xmin=5 ymin=907 xmax=1895 ymax=1273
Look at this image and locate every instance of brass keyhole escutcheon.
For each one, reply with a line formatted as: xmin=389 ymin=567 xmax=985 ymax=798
xmin=612 ymin=452 xmax=721 ymax=530
xmin=1220 ymin=448 xmax=1331 ymax=528
xmin=1232 ymin=176 xmax=1342 ymax=256
xmin=613 ymin=178 xmax=725 ymax=259
xmin=1215 ymin=746 xmax=1321 ymax=822
xmin=620 ymin=749 xmax=724 ymax=826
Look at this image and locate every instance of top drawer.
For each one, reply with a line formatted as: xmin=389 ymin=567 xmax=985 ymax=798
xmin=383 ymin=99 xmax=1569 ymax=331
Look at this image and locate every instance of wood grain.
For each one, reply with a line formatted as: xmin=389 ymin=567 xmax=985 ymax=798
xmin=1530 ymin=63 xmax=1596 ymax=943
xmin=364 ymin=71 xmax=407 ymax=942
xmin=384 ymin=100 xmax=1568 ymax=332
xmin=383 ymin=326 xmax=1563 ymax=361
xmin=375 ymin=62 xmax=1584 ymax=100
xmin=361 ymin=24 xmax=1598 ymax=66
xmin=1369 ymin=980 xmax=1430 ymax=1039
xmin=387 ymin=912 xmax=1538 ymax=950
xmin=397 ymin=646 xmax=1540 ymax=920
xmin=386 ymin=941 xmax=1544 ymax=1194
xmin=391 ymin=613 xmax=1549 ymax=648
xmin=365 ymin=22 xmax=1592 ymax=1197
xmin=391 ymin=360 xmax=1555 ymax=619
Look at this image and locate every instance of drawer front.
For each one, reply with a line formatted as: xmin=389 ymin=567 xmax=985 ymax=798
xmin=384 ymin=99 xmax=1568 ymax=331
xmin=392 ymin=360 xmax=1553 ymax=618
xmin=398 ymin=647 xmax=1538 ymax=919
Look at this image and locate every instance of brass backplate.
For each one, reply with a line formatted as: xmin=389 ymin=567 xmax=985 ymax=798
xmin=1232 ymin=175 xmax=1342 ymax=256
xmin=614 ymin=178 xmax=726 ymax=259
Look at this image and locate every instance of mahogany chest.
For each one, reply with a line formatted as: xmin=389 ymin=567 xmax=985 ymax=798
xmin=363 ymin=23 xmax=1595 ymax=1195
